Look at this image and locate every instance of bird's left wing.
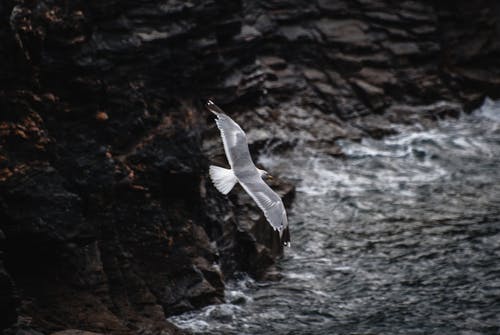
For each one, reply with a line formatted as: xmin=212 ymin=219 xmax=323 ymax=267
xmin=238 ymin=174 xmax=289 ymax=239
xmin=206 ymin=100 xmax=254 ymax=172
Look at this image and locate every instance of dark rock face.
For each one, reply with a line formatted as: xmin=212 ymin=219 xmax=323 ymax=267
xmin=1 ymin=0 xmax=499 ymax=334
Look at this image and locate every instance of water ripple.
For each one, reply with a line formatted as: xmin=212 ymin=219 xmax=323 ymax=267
xmin=170 ymin=99 xmax=500 ymax=335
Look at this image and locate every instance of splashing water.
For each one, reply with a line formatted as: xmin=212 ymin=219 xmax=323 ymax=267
xmin=170 ymin=99 xmax=500 ymax=334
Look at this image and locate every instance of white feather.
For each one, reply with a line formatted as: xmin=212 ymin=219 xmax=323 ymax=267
xmin=209 ymin=165 xmax=238 ymax=195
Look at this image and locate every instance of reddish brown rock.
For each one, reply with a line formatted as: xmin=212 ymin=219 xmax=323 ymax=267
xmin=1 ymin=0 xmax=500 ymax=334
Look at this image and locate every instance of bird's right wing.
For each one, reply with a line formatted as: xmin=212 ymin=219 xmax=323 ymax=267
xmin=206 ymin=101 xmax=254 ymax=172
xmin=238 ymin=174 xmax=288 ymax=238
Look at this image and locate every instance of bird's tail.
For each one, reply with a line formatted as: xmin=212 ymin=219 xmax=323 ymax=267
xmin=209 ymin=165 xmax=237 ymax=195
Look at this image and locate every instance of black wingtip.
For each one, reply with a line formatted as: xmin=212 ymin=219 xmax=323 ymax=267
xmin=205 ymin=99 xmax=224 ymax=115
xmin=281 ymin=226 xmax=291 ymax=247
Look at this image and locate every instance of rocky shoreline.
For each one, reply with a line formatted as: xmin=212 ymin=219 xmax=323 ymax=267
xmin=1 ymin=1 xmax=499 ymax=334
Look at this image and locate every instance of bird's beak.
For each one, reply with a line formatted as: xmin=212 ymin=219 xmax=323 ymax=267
xmin=267 ymin=174 xmax=274 ymax=181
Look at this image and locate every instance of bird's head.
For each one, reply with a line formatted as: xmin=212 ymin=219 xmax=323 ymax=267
xmin=257 ymin=168 xmax=273 ymax=181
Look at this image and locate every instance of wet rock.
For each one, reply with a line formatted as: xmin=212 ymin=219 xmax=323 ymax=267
xmin=454 ymin=68 xmax=500 ymax=87
xmin=358 ymin=67 xmax=397 ymax=87
xmin=259 ymin=56 xmax=287 ymax=71
xmin=236 ymin=25 xmax=262 ymax=42
xmin=1 ymin=0 xmax=500 ymax=334
xmin=330 ymin=52 xmax=391 ymax=69
xmin=321 ymin=144 xmax=345 ymax=158
xmin=316 ymin=19 xmax=373 ymax=48
xmin=365 ymin=11 xmax=401 ymax=23
xmin=411 ymin=25 xmax=436 ymax=35
xmin=398 ymin=9 xmax=434 ymax=23
xmin=0 ymin=237 xmax=17 ymax=331
xmin=51 ymin=331 xmax=104 ymax=335
xmin=383 ymin=42 xmax=421 ymax=56
xmin=6 ymin=328 xmax=45 ymax=335
xmin=317 ymin=0 xmax=349 ymax=13
xmin=354 ymin=114 xmax=399 ymax=139
xmin=385 ymin=101 xmax=463 ymax=126
xmin=279 ymin=25 xmax=317 ymax=42
xmin=303 ymin=68 xmax=328 ymax=82
xmin=314 ymin=82 xmax=337 ymax=97
xmin=350 ymin=78 xmax=386 ymax=110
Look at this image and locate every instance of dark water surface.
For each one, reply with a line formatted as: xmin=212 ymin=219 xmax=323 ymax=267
xmin=170 ymin=99 xmax=500 ymax=334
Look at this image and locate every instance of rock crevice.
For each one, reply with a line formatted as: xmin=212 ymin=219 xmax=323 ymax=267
xmin=1 ymin=0 xmax=500 ymax=334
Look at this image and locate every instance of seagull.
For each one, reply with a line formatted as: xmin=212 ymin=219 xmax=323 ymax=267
xmin=206 ymin=100 xmax=290 ymax=247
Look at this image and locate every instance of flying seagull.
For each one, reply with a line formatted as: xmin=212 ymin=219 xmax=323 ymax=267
xmin=206 ymin=100 xmax=290 ymax=247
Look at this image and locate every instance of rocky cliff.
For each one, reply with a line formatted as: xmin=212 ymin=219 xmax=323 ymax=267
xmin=1 ymin=0 xmax=499 ymax=334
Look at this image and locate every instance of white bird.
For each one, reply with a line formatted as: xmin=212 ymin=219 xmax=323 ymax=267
xmin=206 ymin=100 xmax=290 ymax=247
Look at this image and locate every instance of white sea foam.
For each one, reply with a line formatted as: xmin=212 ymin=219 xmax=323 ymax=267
xmin=171 ymin=98 xmax=500 ymax=335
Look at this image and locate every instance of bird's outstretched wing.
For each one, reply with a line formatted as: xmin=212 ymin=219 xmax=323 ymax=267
xmin=238 ymin=174 xmax=288 ymax=238
xmin=206 ymin=100 xmax=290 ymax=245
xmin=206 ymin=100 xmax=254 ymax=173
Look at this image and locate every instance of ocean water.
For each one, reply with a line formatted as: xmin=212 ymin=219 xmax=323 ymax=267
xmin=170 ymin=99 xmax=500 ymax=334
